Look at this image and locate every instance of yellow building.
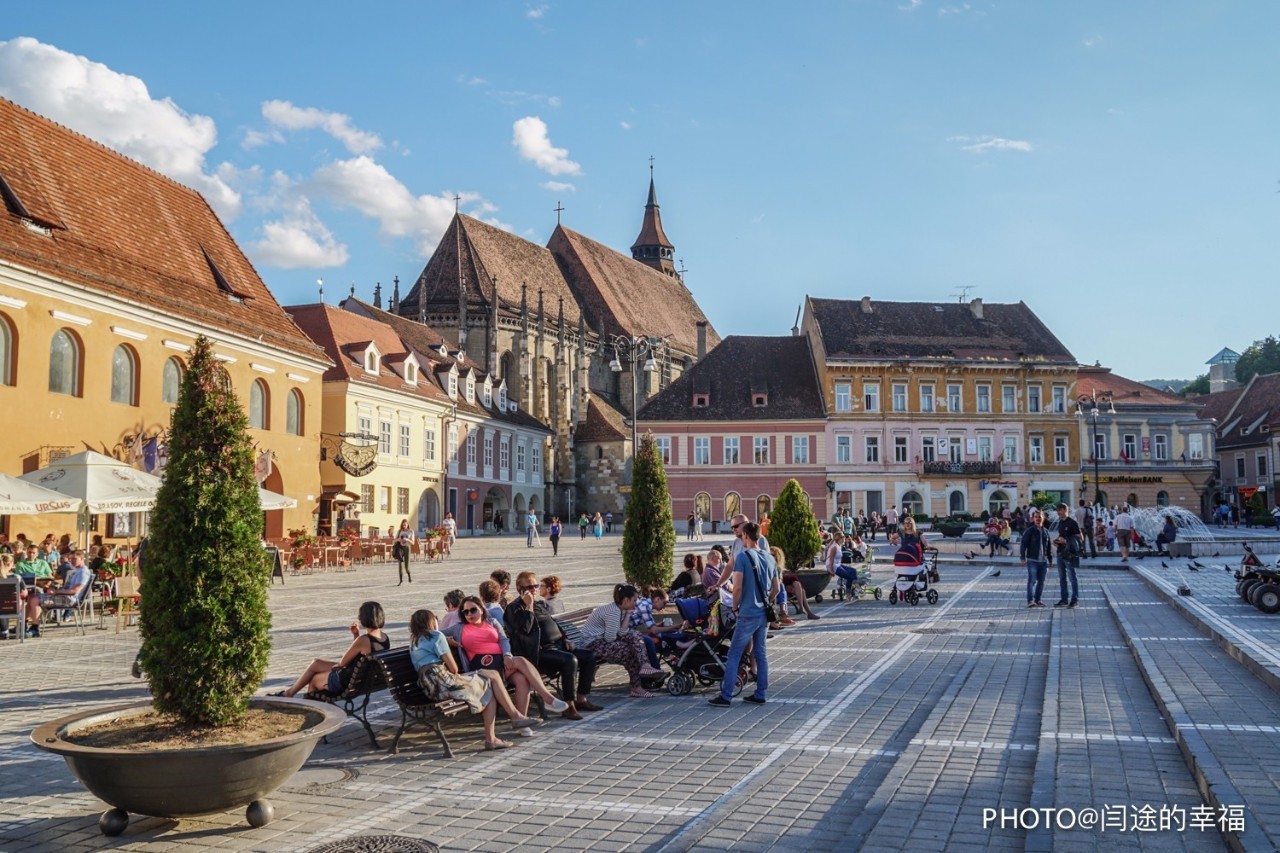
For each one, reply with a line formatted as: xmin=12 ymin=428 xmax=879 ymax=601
xmin=803 ymin=296 xmax=1080 ymax=519
xmin=0 ymin=97 xmax=330 ymax=542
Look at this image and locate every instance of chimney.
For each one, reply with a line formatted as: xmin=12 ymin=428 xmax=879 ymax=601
xmin=696 ymin=321 xmax=707 ymax=360
xmin=861 ymin=296 xmax=873 ymax=314
xmin=970 ymin=297 xmax=984 ymax=320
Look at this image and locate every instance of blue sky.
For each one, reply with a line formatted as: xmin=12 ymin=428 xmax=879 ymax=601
xmin=2 ymin=1 xmax=1276 ymax=381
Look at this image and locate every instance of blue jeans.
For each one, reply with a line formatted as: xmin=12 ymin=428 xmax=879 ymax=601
xmin=1025 ymin=559 xmax=1047 ymax=603
xmin=1057 ymin=553 xmax=1079 ymax=603
xmin=832 ymin=564 xmax=859 ymax=593
xmin=640 ymin=634 xmax=661 ymax=669
xmin=721 ymin=611 xmax=769 ymax=701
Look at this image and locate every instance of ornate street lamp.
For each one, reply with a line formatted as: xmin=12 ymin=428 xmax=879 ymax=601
xmin=1076 ymin=389 xmax=1116 ymax=506
xmin=608 ymin=334 xmax=667 ymax=480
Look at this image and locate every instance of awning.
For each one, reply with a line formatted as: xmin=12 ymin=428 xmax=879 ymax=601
xmin=320 ymin=490 xmax=361 ymax=504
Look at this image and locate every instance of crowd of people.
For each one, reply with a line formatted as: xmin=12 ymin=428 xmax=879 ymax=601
xmin=0 ymin=533 xmax=126 ymax=638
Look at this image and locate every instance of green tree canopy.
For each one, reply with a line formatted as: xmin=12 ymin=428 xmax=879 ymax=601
xmin=768 ymin=479 xmax=822 ymax=570
xmin=1178 ymin=374 xmax=1210 ymax=396
xmin=621 ymin=432 xmax=675 ymax=589
xmin=1236 ymin=336 xmax=1280 ymax=385
xmin=139 ymin=336 xmax=272 ymax=727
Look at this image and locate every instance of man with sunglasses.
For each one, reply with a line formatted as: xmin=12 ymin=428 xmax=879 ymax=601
xmin=710 ymin=521 xmax=778 ymax=708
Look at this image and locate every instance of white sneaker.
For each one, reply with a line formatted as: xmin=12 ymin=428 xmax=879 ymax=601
xmin=517 ymin=727 xmax=536 ymax=737
xmin=548 ymin=697 xmax=570 ymax=713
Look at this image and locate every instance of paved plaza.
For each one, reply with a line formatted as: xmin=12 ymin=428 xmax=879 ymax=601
xmin=3 ymin=531 xmax=1280 ymax=852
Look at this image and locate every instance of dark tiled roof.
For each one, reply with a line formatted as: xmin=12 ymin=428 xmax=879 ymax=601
xmin=401 ymin=214 xmax=581 ymax=325
xmin=1193 ymin=387 xmax=1245 ymax=427
xmin=574 ymin=393 xmax=630 ymax=442
xmin=549 ymin=225 xmax=719 ymax=357
xmin=631 ymin=178 xmax=673 ymax=251
xmin=341 ymin=298 xmax=549 ymax=433
xmin=1077 ymin=366 xmax=1187 ymax=408
xmin=0 ymin=97 xmax=327 ymax=362
xmin=1209 ymin=372 xmax=1280 ymax=449
xmin=809 ymin=297 xmax=1074 ymax=363
xmin=638 ymin=336 xmax=825 ymax=422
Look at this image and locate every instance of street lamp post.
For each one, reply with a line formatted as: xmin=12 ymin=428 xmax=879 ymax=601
xmin=1076 ymin=389 xmax=1115 ymax=506
xmin=608 ymin=334 xmax=665 ymax=479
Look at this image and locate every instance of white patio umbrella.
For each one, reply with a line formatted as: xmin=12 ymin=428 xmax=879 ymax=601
xmin=0 ymin=472 xmax=82 ymax=514
xmin=19 ymin=450 xmax=162 ymax=513
xmin=258 ymin=487 xmax=297 ymax=510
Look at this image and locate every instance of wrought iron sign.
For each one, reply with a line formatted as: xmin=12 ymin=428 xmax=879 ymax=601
xmin=321 ymin=432 xmax=379 ymax=477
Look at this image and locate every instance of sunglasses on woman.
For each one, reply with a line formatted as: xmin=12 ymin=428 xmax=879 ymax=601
xmin=462 ymin=607 xmax=481 ymax=616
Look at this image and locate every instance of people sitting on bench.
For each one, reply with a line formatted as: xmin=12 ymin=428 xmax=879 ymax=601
xmin=579 ymin=584 xmax=665 ymax=699
xmin=276 ymin=600 xmax=390 ymax=697
xmin=504 ymin=571 xmax=602 ymax=720
xmin=409 ymin=609 xmax=539 ymax=751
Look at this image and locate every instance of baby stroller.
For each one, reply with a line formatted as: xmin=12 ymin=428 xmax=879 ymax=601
xmin=888 ymin=544 xmax=940 ymax=606
xmin=832 ymin=543 xmax=882 ymax=601
xmin=658 ymin=597 xmax=749 ymax=696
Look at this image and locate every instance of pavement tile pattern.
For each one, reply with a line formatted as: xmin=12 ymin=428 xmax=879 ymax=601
xmin=4 ymin=535 xmax=1278 ymax=851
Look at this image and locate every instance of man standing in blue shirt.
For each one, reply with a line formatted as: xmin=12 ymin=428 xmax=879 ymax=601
xmin=710 ymin=521 xmax=779 ymax=708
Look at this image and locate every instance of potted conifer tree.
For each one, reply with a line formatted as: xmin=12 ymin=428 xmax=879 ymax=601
xmin=621 ymin=432 xmax=675 ymax=589
xmin=32 ymin=337 xmax=343 ymax=835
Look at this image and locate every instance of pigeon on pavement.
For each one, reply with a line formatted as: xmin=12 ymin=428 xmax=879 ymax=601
xmin=991 ymin=570 xmax=1001 ymax=577
xmin=1188 ymin=565 xmax=1200 ymax=572
xmin=1161 ymin=561 xmax=1170 ymax=569
xmin=965 ymin=552 xmax=976 ymax=560
xmin=1212 ymin=552 xmax=1221 ymax=557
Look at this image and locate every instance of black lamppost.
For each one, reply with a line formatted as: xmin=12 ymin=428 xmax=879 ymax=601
xmin=1076 ymin=389 xmax=1115 ymax=506
xmin=608 ymin=334 xmax=666 ymax=478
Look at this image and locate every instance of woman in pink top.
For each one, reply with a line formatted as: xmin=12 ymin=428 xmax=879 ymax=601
xmin=442 ymin=595 xmax=567 ymax=721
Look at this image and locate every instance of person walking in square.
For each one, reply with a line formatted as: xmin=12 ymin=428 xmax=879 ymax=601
xmin=1053 ymin=503 xmax=1083 ymax=608
xmin=1019 ymin=509 xmax=1052 ymax=608
xmin=526 ymin=510 xmax=540 ymax=548
xmin=578 ymin=513 xmax=590 ymax=540
xmin=710 ymin=521 xmax=779 ymax=708
xmin=548 ymin=517 xmax=562 ymax=556
xmin=1114 ymin=505 xmax=1134 ymax=562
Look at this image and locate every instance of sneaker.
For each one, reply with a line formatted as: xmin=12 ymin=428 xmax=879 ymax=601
xmin=637 ymin=665 xmax=663 ymax=678
xmin=1033 ymin=602 xmax=1046 ymax=608
xmin=708 ymin=695 xmax=731 ymax=708
xmin=516 ymin=727 xmax=536 ymax=737
xmin=1068 ymin=600 xmax=1078 ymax=608
xmin=743 ymin=694 xmax=766 ymax=705
xmin=1053 ymin=601 xmax=1068 ymax=608
xmin=1027 ymin=602 xmax=1036 ymax=609
xmin=25 ymin=626 xmax=40 ymax=638
xmin=547 ymin=697 xmax=570 ymax=713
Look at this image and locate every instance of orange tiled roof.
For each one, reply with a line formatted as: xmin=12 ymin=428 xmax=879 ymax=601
xmin=0 ymin=97 xmax=326 ymax=362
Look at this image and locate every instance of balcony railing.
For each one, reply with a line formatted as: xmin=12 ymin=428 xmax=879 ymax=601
xmin=921 ymin=460 xmax=1002 ymax=477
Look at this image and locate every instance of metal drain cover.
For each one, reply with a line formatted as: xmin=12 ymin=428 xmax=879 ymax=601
xmin=282 ymin=765 xmax=357 ymax=790
xmin=911 ymin=627 xmax=957 ymax=635
xmin=307 ymin=837 xmax=438 ymax=853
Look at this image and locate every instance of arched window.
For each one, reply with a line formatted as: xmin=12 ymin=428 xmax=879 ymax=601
xmin=694 ymin=492 xmax=711 ymax=520
xmin=757 ymin=495 xmax=772 ymax=520
xmin=0 ymin=313 xmax=14 ymax=385
xmin=1127 ymin=492 xmax=1138 ymax=507
xmin=949 ymin=490 xmax=966 ymax=515
xmin=249 ymin=379 xmax=270 ymax=429
xmin=724 ymin=491 xmax=742 ymax=521
xmin=48 ymin=329 xmax=80 ymax=396
xmin=901 ymin=490 xmax=924 ymax=516
xmin=988 ymin=490 xmax=1010 ymax=516
xmin=111 ymin=344 xmax=138 ymax=405
xmin=1156 ymin=490 xmax=1169 ymax=508
xmin=1097 ymin=490 xmax=1108 ymax=509
xmin=286 ymin=389 xmax=303 ymax=436
xmin=162 ymin=357 xmax=183 ymax=404
xmin=500 ymin=351 xmax=515 ymax=383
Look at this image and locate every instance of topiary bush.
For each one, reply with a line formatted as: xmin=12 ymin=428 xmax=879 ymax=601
xmin=621 ymin=432 xmax=675 ymax=588
xmin=769 ymin=479 xmax=822 ymax=570
xmin=139 ymin=336 xmax=271 ymax=727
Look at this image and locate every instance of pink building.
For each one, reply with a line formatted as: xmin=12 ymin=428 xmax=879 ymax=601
xmin=638 ymin=336 xmax=828 ymax=527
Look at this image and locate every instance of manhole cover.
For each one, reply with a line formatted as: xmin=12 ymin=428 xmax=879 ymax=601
xmin=911 ymin=627 xmax=957 ymax=635
xmin=282 ymin=765 xmax=357 ymax=791
xmin=307 ymin=837 xmax=438 ymax=853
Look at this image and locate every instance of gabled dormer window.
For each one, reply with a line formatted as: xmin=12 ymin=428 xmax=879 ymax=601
xmin=437 ymin=344 xmax=449 ymax=358
xmin=447 ymin=368 xmax=458 ymax=400
xmin=693 ymin=393 xmax=709 ymax=408
xmin=363 ymin=344 xmax=380 ymax=375
xmin=753 ymin=394 xmax=767 ymax=408
xmin=405 ymin=361 xmax=417 ymax=383
xmin=483 ymin=378 xmax=492 ymax=407
xmin=465 ymin=374 xmax=475 ymax=404
xmin=498 ymin=383 xmax=508 ymax=410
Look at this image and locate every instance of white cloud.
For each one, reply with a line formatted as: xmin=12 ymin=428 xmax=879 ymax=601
xmin=1083 ymin=34 xmax=1102 ymax=48
xmin=619 ymin=120 xmax=632 ymax=131
xmin=246 ymin=183 xmax=348 ymax=269
xmin=541 ymin=181 xmax=576 ymax=193
xmin=512 ymin=116 xmax=582 ymax=176
xmin=526 ymin=4 xmax=549 ymax=18
xmin=899 ymin=0 xmax=923 ymax=10
xmin=948 ymin=134 xmax=1033 ymax=153
xmin=260 ymin=99 xmax=382 ymax=155
xmin=488 ymin=89 xmax=562 ymax=108
xmin=456 ymin=74 xmax=487 ymax=86
xmin=0 ymin=36 xmax=240 ymax=218
xmin=242 ymin=127 xmax=284 ymax=149
xmin=305 ymin=155 xmax=477 ymax=253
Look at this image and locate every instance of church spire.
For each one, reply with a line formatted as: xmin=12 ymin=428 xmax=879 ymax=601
xmin=630 ymin=159 xmax=676 ymax=277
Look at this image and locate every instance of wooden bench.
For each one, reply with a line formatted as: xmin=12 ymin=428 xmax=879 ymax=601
xmin=304 ymin=652 xmax=388 ymax=748
xmin=376 ymin=647 xmax=471 ymax=757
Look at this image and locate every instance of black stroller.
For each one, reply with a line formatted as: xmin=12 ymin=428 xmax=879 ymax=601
xmin=657 ymin=597 xmax=749 ymax=696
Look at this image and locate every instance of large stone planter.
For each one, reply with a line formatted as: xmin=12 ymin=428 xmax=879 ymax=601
xmin=935 ymin=521 xmax=970 ymax=539
xmin=31 ymin=697 xmax=346 ymax=835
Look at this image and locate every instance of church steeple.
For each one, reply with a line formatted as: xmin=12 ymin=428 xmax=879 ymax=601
xmin=630 ymin=161 xmax=676 ymax=277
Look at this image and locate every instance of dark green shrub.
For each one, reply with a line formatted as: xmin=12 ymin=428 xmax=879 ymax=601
xmin=621 ymin=432 xmax=675 ymax=588
xmin=768 ymin=479 xmax=822 ymax=570
xmin=139 ymin=336 xmax=271 ymax=727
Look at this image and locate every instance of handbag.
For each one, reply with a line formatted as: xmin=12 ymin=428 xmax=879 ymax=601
xmin=746 ymin=550 xmax=779 ymax=623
